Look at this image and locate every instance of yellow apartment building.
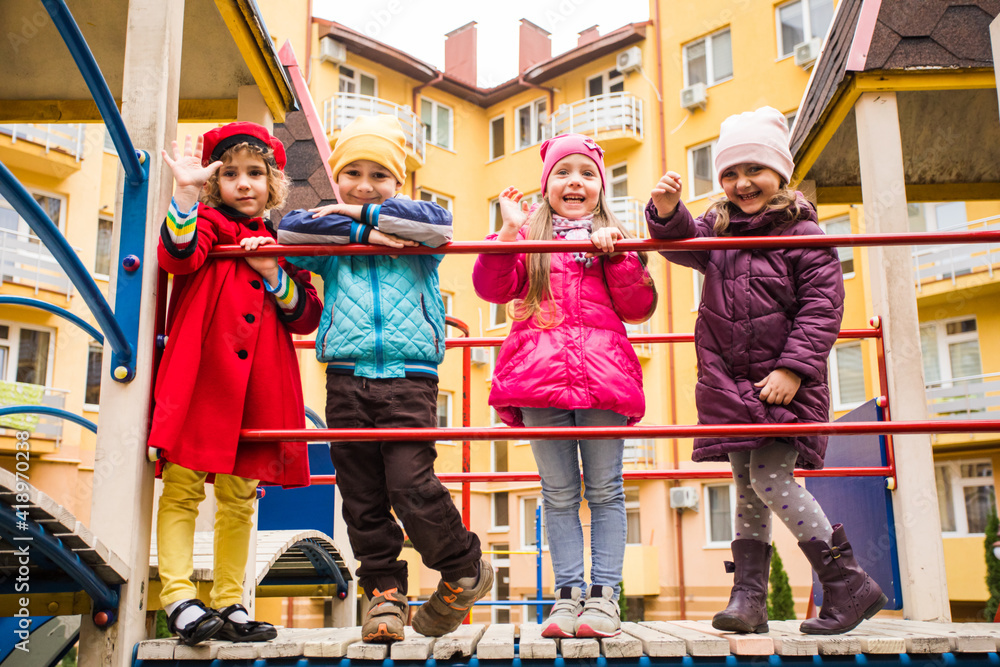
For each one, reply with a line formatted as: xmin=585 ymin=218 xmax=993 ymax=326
xmin=1 ymin=0 xmax=997 ymax=631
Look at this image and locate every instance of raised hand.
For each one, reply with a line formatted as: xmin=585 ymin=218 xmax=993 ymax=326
xmin=587 ymin=226 xmax=625 ymax=257
xmin=755 ymin=368 xmax=802 ymax=405
xmin=497 ymin=186 xmax=529 ymax=242
xmin=651 ymin=171 xmax=683 ymax=218
xmin=162 ymin=135 xmax=223 ymax=211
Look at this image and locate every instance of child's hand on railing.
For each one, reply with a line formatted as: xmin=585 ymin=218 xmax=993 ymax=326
xmin=162 ymin=135 xmax=223 ymax=211
xmin=587 ymin=227 xmax=624 ymax=258
xmin=240 ymin=236 xmax=280 ymax=285
xmin=497 ymin=186 xmax=529 ymax=242
xmin=651 ymin=171 xmax=683 ymax=218
xmin=370 ymin=229 xmax=419 ymax=259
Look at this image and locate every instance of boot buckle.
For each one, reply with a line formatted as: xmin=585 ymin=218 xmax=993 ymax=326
xmin=830 ymin=546 xmax=841 ymax=559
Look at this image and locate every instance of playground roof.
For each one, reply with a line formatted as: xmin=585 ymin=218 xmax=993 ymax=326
xmin=0 ymin=0 xmax=295 ymax=123
xmin=789 ymin=0 xmax=1000 ymax=203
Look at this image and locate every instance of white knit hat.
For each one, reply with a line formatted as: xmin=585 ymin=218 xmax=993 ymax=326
xmin=714 ymin=106 xmax=794 ymax=184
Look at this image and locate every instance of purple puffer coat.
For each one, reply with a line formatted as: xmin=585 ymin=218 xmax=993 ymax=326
xmin=473 ymin=229 xmax=657 ymax=428
xmin=646 ymin=197 xmax=845 ymax=469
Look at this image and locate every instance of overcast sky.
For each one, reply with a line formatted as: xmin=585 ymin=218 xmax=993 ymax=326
xmin=313 ymin=0 xmax=651 ymax=88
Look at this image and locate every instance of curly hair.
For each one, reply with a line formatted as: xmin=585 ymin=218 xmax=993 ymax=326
xmin=199 ymin=143 xmax=289 ymax=211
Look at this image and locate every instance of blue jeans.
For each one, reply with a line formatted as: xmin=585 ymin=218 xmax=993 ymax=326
xmin=521 ymin=407 xmax=627 ymax=599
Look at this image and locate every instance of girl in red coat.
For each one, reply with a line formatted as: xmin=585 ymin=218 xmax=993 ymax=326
xmin=150 ymin=122 xmax=321 ymax=645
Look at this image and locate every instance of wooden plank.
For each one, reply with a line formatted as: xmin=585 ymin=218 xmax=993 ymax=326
xmin=173 ymin=640 xmax=226 ymax=660
xmin=868 ymin=620 xmax=995 ymax=653
xmin=517 ymin=623 xmax=558 ymax=659
xmin=33 ymin=493 xmax=77 ymax=533
xmin=835 ymin=621 xmax=947 ymax=654
xmin=769 ymin=621 xmax=859 ymax=655
xmin=256 ymin=628 xmax=333 ymax=659
xmin=475 ymin=623 xmax=515 ymax=659
xmin=673 ymin=620 xmax=773 ymax=656
xmin=347 ymin=640 xmax=388 ymax=660
xmin=135 ymin=639 xmax=176 ymax=660
xmin=620 ymin=621 xmax=686 ymax=657
xmin=600 ymin=632 xmax=643 ymax=658
xmin=561 ymin=637 xmax=600 ymax=659
xmin=640 ymin=621 xmax=729 ymax=656
xmin=391 ymin=627 xmax=437 ymax=660
xmin=951 ymin=623 xmax=1000 ymax=650
xmin=302 ymin=626 xmax=362 ymax=658
xmin=432 ymin=623 xmax=486 ymax=660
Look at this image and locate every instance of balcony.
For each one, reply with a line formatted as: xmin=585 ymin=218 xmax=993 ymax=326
xmin=0 ymin=124 xmax=85 ymax=178
xmin=913 ymin=215 xmax=1000 ymax=293
xmin=608 ymin=196 xmax=648 ymax=240
xmin=547 ymin=93 xmax=644 ymax=150
xmin=0 ymin=228 xmax=76 ymax=298
xmin=623 ymin=436 xmax=656 ymax=468
xmin=321 ymin=94 xmax=425 ymax=171
xmin=926 ymin=373 xmax=1000 ymax=420
xmin=0 ymin=383 xmax=68 ymax=444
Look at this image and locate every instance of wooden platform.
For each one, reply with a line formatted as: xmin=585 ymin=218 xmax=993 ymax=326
xmin=135 ymin=620 xmax=1000 ymax=661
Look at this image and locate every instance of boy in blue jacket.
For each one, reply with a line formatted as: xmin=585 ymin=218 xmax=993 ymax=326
xmin=279 ymin=115 xmax=490 ymax=643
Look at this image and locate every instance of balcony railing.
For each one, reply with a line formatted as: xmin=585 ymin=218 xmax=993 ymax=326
xmin=0 ymin=384 xmax=67 ymax=442
xmin=0 ymin=124 xmax=86 ymax=161
xmin=913 ymin=215 xmax=1000 ymax=291
xmin=608 ymin=196 xmax=648 ymax=240
xmin=623 ymin=437 xmax=656 ymax=469
xmin=0 ymin=228 xmax=76 ymax=297
xmin=926 ymin=372 xmax=1000 ymax=420
xmin=547 ymin=93 xmax=644 ymax=141
xmin=321 ymin=93 xmax=425 ymax=162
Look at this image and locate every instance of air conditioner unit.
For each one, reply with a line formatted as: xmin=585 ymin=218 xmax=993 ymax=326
xmin=616 ymin=46 xmax=643 ymax=74
xmin=669 ymin=486 xmax=700 ymax=511
xmin=470 ymin=347 xmax=489 ymax=365
xmin=680 ymin=83 xmax=707 ymax=111
xmin=794 ymin=37 xmax=822 ymax=69
xmin=319 ymin=36 xmax=347 ymax=66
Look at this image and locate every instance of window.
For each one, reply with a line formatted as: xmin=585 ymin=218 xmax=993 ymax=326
xmin=103 ymin=128 xmax=117 ymax=155
xmin=437 ymin=391 xmax=452 ymax=428
xmin=441 ymin=291 xmax=454 ymax=316
xmin=521 ymin=496 xmax=547 ymax=549
xmin=489 ymin=303 xmax=507 ymax=329
xmin=829 ymin=342 xmax=865 ymax=410
xmin=489 ymin=116 xmax=505 ymax=161
xmin=492 ymin=492 xmax=509 ymax=530
xmin=692 ymin=270 xmax=704 ymax=310
xmin=683 ymin=28 xmax=733 ymax=87
xmin=338 ymin=66 xmax=376 ymax=96
xmin=492 ymin=440 xmax=508 ymax=473
xmin=0 ymin=191 xmax=65 ymax=235
xmin=821 ymin=215 xmax=854 ymax=277
xmin=587 ymin=69 xmax=624 ymax=97
xmin=491 ymin=543 xmax=511 ymax=623
xmin=85 ymin=342 xmax=103 ymax=407
xmin=420 ymin=98 xmax=453 ymax=150
xmin=688 ymin=141 xmax=719 ymax=198
xmin=625 ymin=487 xmax=641 ymax=544
xmin=419 ymin=189 xmax=452 ymax=211
xmin=516 ymin=98 xmax=548 ymax=150
xmin=0 ymin=323 xmax=54 ymax=387
xmin=705 ymin=483 xmax=735 ymax=547
xmin=908 ymin=201 xmax=968 ymax=233
xmin=609 ymin=163 xmax=628 ymax=199
xmin=921 ymin=317 xmax=982 ymax=387
xmin=935 ymin=460 xmax=995 ymax=535
xmin=777 ymin=0 xmax=834 ymax=58
xmin=95 ymin=216 xmax=113 ymax=277
xmin=785 ymin=110 xmax=798 ymax=133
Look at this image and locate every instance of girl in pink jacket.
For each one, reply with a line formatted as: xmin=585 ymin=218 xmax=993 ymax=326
xmin=473 ymin=133 xmax=656 ymax=639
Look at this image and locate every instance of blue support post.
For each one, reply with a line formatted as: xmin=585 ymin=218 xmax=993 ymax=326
xmin=40 ymin=0 xmax=145 ymax=186
xmin=0 ymin=297 xmax=103 ymax=344
xmin=0 ymin=163 xmax=132 ymax=373
xmin=536 ymin=505 xmax=543 ymax=624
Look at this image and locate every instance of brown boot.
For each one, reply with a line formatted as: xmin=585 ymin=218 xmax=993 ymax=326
xmin=712 ymin=539 xmax=771 ymax=634
xmin=798 ymin=524 xmax=887 ymax=635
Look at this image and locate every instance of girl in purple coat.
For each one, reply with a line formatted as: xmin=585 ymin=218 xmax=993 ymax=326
xmin=474 ymin=134 xmax=656 ymax=638
xmin=646 ymin=107 xmax=885 ymax=635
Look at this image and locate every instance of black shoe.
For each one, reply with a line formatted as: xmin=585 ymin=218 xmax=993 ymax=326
xmin=216 ymin=604 xmax=278 ymax=642
xmin=167 ymin=599 xmax=224 ymax=646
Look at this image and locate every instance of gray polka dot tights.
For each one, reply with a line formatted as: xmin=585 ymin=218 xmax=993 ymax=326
xmin=729 ymin=440 xmax=833 ymax=544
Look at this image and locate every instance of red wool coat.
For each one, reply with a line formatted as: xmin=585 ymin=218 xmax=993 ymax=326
xmin=149 ymin=204 xmax=322 ymax=487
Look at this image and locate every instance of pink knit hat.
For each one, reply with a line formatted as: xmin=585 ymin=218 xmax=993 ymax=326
xmin=714 ymin=106 xmax=794 ymax=184
xmin=540 ymin=133 xmax=606 ymax=195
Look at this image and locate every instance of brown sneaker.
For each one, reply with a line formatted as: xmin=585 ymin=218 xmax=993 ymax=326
xmin=362 ymin=588 xmax=408 ymax=644
xmin=411 ymin=558 xmax=494 ymax=637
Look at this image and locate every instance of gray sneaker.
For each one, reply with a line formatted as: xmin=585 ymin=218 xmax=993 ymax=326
xmin=574 ymin=585 xmax=621 ymax=638
xmin=412 ymin=557 xmax=494 ymax=637
xmin=362 ymin=588 xmax=408 ymax=644
xmin=541 ymin=587 xmax=583 ymax=638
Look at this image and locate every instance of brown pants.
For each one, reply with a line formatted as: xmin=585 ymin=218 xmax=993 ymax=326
xmin=325 ymin=371 xmax=481 ymax=596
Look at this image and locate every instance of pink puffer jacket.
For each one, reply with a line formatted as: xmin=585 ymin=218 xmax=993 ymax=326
xmin=473 ymin=229 xmax=657 ymax=427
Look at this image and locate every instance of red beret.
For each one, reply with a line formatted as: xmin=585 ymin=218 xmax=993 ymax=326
xmin=201 ymin=122 xmax=286 ymax=170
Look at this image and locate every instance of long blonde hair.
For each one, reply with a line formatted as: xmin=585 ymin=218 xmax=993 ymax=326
xmin=708 ymin=184 xmax=802 ymax=236
xmin=510 ymin=191 xmax=651 ymax=328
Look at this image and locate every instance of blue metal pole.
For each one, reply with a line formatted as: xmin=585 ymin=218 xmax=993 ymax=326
xmin=0 ymin=162 xmax=132 ymax=366
xmin=40 ymin=0 xmax=145 ymax=185
xmin=536 ymin=505 xmax=543 ymax=624
xmin=0 ymin=407 xmax=97 ymax=433
xmin=0 ymin=296 xmax=103 ymax=343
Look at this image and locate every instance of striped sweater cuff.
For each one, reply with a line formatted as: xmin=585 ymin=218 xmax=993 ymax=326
xmin=166 ymin=198 xmax=198 ymax=246
xmin=265 ymin=267 xmax=299 ymax=312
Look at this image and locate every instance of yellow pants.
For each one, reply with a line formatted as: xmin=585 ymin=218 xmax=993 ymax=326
xmin=157 ymin=462 xmax=259 ymax=608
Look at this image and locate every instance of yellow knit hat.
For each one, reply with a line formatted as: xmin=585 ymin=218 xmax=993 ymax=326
xmin=329 ymin=115 xmax=407 ymax=184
